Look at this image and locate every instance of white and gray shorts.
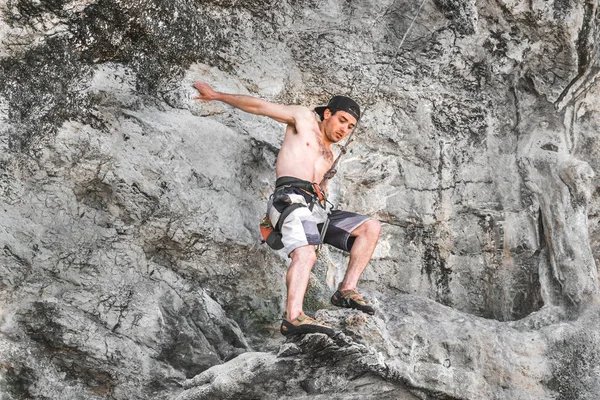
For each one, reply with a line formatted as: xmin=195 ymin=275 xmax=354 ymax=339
xmin=267 ymin=184 xmax=372 ymax=256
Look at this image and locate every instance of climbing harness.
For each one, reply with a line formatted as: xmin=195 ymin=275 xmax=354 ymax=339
xmin=260 ymin=178 xmax=331 ymax=251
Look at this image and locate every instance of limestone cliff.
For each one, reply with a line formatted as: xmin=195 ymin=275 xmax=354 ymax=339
xmin=1 ymin=0 xmax=600 ymax=399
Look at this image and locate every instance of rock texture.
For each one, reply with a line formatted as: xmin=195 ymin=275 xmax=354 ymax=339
xmin=1 ymin=0 xmax=600 ymax=399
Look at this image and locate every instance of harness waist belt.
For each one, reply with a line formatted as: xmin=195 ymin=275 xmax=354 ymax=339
xmin=275 ymin=176 xmax=316 ymax=193
xmin=275 ymin=176 xmax=327 ymax=209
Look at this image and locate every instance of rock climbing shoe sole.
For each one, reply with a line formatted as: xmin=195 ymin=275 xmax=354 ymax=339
xmin=280 ymin=312 xmax=335 ymax=337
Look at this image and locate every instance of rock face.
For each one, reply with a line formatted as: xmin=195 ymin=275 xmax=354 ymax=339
xmin=1 ymin=0 xmax=600 ymax=399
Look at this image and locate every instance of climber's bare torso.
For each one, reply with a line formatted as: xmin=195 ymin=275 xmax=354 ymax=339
xmin=277 ymin=117 xmax=334 ymax=184
xmin=191 ymin=81 xmax=356 ymax=185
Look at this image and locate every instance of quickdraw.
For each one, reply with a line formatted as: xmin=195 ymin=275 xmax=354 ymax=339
xmin=311 ymin=182 xmax=327 ymax=208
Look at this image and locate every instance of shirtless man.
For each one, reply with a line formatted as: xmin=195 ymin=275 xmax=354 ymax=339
xmin=193 ymin=82 xmax=381 ymax=336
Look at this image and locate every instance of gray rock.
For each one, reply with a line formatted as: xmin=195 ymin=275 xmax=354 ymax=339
xmin=178 ymin=298 xmax=600 ymax=400
xmin=1 ymin=0 xmax=600 ymax=399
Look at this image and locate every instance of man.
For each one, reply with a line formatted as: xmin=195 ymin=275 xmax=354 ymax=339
xmin=193 ymin=82 xmax=381 ymax=336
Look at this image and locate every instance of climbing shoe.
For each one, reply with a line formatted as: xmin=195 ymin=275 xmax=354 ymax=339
xmin=330 ymin=287 xmax=375 ymax=315
xmin=280 ymin=312 xmax=335 ymax=337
